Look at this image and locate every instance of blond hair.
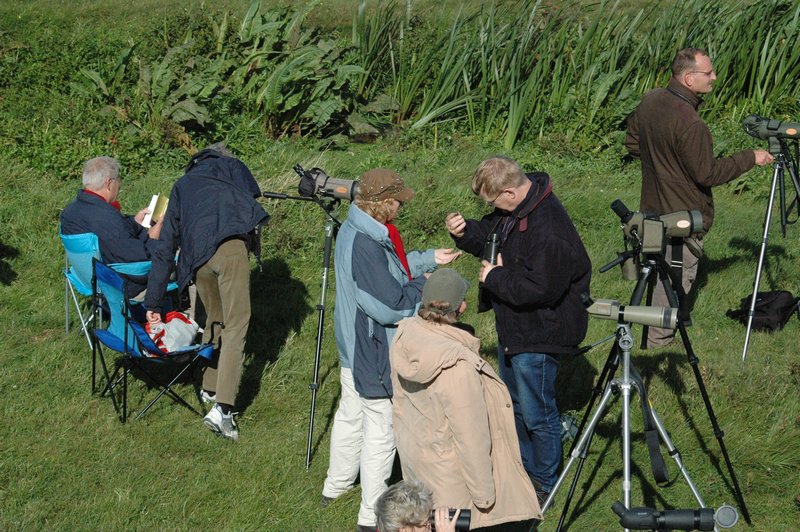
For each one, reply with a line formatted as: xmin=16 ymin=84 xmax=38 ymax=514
xmin=471 ymin=156 xmax=526 ymax=197
xmin=354 ymin=196 xmax=395 ymax=223
xmin=418 ymin=300 xmax=460 ymax=324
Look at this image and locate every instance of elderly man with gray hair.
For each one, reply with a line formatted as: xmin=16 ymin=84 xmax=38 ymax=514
xmin=60 ymin=156 xmax=164 ymax=298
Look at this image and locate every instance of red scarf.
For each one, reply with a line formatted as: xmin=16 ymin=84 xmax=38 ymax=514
xmin=386 ymin=223 xmax=412 ymax=280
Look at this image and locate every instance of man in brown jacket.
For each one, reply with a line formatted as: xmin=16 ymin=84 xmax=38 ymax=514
xmin=625 ymin=47 xmax=773 ymax=348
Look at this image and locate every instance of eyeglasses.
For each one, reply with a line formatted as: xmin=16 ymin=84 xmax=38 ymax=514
xmin=690 ymin=69 xmax=715 ymax=77
xmin=486 ymin=190 xmax=505 ymax=207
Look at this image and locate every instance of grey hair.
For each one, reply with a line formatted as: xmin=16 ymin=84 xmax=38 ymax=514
xmin=418 ymin=300 xmax=460 ymax=325
xmin=204 ymin=141 xmax=233 ymax=157
xmin=375 ymin=480 xmax=433 ymax=532
xmin=82 ymin=156 xmax=120 ymax=190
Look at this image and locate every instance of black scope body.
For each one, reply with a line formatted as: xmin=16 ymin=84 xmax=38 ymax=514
xmin=483 ymin=233 xmax=500 ymax=264
xmin=612 ymin=502 xmax=716 ymax=531
xmin=430 ymin=508 xmax=471 ymax=531
xmin=611 ymin=199 xmax=634 ymax=223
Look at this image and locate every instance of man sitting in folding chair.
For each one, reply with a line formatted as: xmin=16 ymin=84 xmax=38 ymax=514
xmin=61 ymin=156 xmax=163 ymax=300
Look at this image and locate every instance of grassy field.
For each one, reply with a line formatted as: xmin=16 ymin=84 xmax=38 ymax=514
xmin=1 ymin=1 xmax=799 ymax=531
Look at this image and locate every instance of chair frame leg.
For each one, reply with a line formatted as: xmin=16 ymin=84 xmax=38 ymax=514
xmin=133 ymin=355 xmax=203 ymax=420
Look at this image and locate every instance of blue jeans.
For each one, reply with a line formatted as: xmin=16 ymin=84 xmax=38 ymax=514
xmin=498 ymin=347 xmax=561 ymax=493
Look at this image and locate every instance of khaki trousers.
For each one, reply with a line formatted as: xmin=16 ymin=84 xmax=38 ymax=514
xmin=647 ymin=237 xmax=702 ymax=348
xmin=196 ymin=239 xmax=251 ymax=406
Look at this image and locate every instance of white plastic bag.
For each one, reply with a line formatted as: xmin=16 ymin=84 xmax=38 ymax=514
xmin=147 ymin=311 xmax=200 ymax=353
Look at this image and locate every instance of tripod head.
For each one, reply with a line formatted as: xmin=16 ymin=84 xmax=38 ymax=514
xmin=611 ymin=199 xmax=702 ymax=255
xmin=599 ymin=200 xmax=702 ymax=281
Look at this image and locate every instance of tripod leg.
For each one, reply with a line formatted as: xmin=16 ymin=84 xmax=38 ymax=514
xmin=556 ymin=343 xmax=620 ymax=530
xmin=742 ymin=163 xmax=781 ymax=363
xmin=780 ymin=160 xmax=788 ymax=236
xmin=306 ymin=219 xmax=336 ymax=470
xmin=569 ymin=342 xmax=619 ymax=455
xmin=544 ymin=381 xmax=618 ymax=516
xmin=677 ymin=321 xmax=752 ymax=524
xmin=647 ymin=404 xmax=708 ymax=509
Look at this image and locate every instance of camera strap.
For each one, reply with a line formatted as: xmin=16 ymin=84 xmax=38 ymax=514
xmin=669 ymin=237 xmax=684 ymax=280
xmin=630 ymin=366 xmax=670 ymax=484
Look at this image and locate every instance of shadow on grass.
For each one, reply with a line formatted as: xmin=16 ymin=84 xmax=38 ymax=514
xmin=0 ymin=241 xmax=20 ymax=285
xmin=634 ymin=342 xmax=742 ymax=508
xmin=308 ymin=358 xmax=341 ymax=465
xmin=238 ymin=257 xmax=312 ymax=413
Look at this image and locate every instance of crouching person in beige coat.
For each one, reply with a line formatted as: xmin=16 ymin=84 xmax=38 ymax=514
xmin=390 ymin=268 xmax=542 ymax=530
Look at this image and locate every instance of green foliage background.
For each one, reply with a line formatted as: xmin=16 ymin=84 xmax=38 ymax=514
xmin=1 ymin=0 xmax=799 ymax=530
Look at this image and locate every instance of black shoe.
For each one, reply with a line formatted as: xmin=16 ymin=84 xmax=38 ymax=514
xmin=320 ymin=495 xmax=335 ymax=508
xmin=536 ymin=490 xmax=550 ymax=508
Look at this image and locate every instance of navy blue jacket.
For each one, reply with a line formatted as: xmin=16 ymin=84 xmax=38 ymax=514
xmin=60 ymin=190 xmax=158 ymax=297
xmin=144 ymin=149 xmax=270 ymax=313
xmin=452 ymin=173 xmax=591 ymax=356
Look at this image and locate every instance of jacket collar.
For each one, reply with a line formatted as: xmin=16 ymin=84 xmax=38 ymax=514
xmin=185 ymin=148 xmax=224 ymax=172
xmin=514 ymin=173 xmax=552 ymax=220
xmin=347 ymin=204 xmax=390 ymax=242
xmin=667 ymin=78 xmax=702 ymax=110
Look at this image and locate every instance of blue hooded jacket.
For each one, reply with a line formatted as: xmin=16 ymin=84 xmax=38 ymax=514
xmin=333 ymin=204 xmax=436 ymax=398
xmin=145 ymin=149 xmax=270 ymax=313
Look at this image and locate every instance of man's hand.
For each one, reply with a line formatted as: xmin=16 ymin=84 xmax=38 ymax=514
xmin=754 ymin=149 xmax=774 ymax=166
xmin=479 ymin=253 xmax=503 ymax=283
xmin=435 ymin=248 xmax=462 ymax=265
xmin=147 ymin=216 xmax=164 ymax=239
xmin=433 ymin=507 xmax=460 ymax=532
xmin=445 ymin=212 xmax=466 ymax=238
xmin=146 ymin=310 xmax=163 ymax=327
xmin=135 ymin=208 xmax=151 ymax=225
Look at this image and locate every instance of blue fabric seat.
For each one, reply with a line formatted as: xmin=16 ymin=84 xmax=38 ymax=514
xmin=92 ymin=259 xmax=218 ymax=422
xmin=60 ymin=230 xmax=179 ymax=393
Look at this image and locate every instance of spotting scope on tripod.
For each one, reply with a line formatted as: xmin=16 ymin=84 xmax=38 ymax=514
xmin=543 ymin=201 xmax=750 ymax=531
xmin=740 ymin=114 xmax=800 ymax=362
xmin=261 ymin=165 xmax=360 ymax=469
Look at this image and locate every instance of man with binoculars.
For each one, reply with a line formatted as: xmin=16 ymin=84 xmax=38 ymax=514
xmin=625 ymin=47 xmax=774 ymax=347
xmin=445 ymin=155 xmax=591 ymax=505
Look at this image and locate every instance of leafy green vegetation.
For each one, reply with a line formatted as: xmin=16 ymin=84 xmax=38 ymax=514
xmin=1 ymin=0 xmax=799 ymax=530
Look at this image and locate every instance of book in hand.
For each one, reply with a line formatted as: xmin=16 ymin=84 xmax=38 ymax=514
xmin=142 ymin=194 xmax=169 ymax=228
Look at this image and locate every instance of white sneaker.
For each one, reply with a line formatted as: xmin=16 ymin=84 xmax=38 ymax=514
xmin=200 ymin=389 xmax=216 ymax=404
xmin=203 ymin=404 xmax=239 ymax=441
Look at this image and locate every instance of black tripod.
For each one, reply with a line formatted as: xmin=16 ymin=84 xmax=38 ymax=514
xmin=742 ymin=136 xmax=800 ymax=362
xmin=545 ymin=251 xmax=750 ymax=530
xmin=260 ymin=190 xmax=341 ymax=470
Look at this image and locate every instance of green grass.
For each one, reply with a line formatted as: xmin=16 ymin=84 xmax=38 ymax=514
xmin=3 ymin=130 xmax=800 ymax=530
xmin=1 ymin=0 xmax=800 ymax=530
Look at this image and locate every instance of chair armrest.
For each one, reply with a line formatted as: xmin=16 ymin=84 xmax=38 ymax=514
xmin=109 ymin=261 xmax=152 ymax=276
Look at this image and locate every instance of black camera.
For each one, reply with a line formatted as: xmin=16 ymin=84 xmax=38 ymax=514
xmin=295 ymin=164 xmax=359 ymax=201
xmin=430 ymin=508 xmax=471 ymax=531
xmin=482 ymin=233 xmax=500 ymax=264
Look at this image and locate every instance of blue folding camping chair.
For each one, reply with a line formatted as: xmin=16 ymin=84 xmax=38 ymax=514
xmin=60 ymin=231 xmax=102 ymax=350
xmin=91 ymin=259 xmax=218 ymax=422
xmin=60 ymin=229 xmax=179 ymax=394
